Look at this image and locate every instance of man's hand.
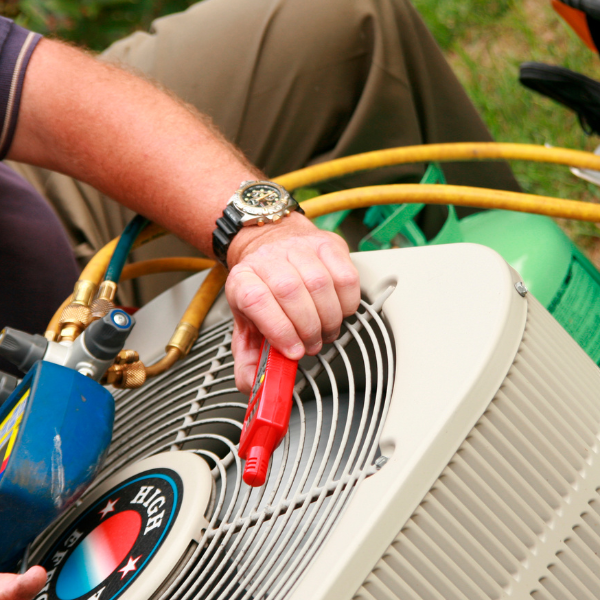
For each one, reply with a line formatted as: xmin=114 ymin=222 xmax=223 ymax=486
xmin=226 ymin=212 xmax=360 ymax=393
xmin=0 ymin=567 xmax=46 ymax=600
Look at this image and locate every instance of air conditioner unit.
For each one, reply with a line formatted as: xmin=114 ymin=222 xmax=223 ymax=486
xmin=30 ymin=243 xmax=600 ymax=600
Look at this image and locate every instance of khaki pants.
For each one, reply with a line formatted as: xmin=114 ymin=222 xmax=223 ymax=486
xmin=8 ymin=0 xmax=520 ymax=305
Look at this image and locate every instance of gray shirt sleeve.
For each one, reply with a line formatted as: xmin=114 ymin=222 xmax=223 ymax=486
xmin=0 ymin=17 xmax=41 ymax=159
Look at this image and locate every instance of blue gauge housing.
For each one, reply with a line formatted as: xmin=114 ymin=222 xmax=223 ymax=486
xmin=0 ymin=360 xmax=114 ymax=571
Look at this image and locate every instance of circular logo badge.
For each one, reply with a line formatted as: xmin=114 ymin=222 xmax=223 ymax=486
xmin=36 ymin=468 xmax=182 ymax=600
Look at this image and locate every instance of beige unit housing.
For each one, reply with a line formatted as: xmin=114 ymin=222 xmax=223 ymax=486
xmin=34 ymin=244 xmax=600 ymax=600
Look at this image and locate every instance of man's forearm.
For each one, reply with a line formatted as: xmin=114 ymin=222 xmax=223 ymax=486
xmin=7 ymin=35 xmax=360 ymax=393
xmin=8 ymin=38 xmax=259 ymax=257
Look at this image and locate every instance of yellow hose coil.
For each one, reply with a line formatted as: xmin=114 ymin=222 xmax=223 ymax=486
xmin=147 ymin=263 xmax=229 ymax=377
xmin=274 ymin=142 xmax=600 ymax=190
xmin=179 ymin=263 xmax=229 ymax=328
xmin=299 ymin=184 xmax=600 ymax=222
xmin=48 ymin=142 xmax=600 ymax=371
xmin=119 ymin=257 xmax=215 ymax=281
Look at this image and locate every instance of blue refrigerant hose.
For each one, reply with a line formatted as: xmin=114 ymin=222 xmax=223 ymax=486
xmin=104 ymin=214 xmax=149 ymax=283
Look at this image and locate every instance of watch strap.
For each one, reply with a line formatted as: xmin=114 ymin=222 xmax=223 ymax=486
xmin=213 ymin=205 xmax=244 ymax=269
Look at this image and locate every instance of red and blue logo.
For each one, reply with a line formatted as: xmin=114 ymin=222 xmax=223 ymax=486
xmin=35 ymin=469 xmax=182 ymax=600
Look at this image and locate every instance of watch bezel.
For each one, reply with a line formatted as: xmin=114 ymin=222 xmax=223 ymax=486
xmin=230 ymin=181 xmax=291 ymax=219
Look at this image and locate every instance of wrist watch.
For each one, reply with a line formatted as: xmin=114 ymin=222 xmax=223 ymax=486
xmin=212 ymin=180 xmax=304 ymax=268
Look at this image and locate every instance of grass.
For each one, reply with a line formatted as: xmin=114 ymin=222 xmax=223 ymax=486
xmin=412 ymin=0 xmax=600 ymax=261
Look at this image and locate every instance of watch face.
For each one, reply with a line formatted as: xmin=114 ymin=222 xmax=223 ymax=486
xmin=234 ymin=183 xmax=287 ymax=216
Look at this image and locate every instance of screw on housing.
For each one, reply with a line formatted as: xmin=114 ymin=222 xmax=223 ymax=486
xmin=374 ymin=456 xmax=388 ymax=470
xmin=515 ymin=281 xmax=528 ymax=297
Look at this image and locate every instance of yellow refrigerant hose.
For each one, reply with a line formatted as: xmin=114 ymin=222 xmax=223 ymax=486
xmin=48 ymin=141 xmax=600 ymax=383
xmin=273 ymin=142 xmax=600 ymax=190
xmin=297 ymin=184 xmax=600 ymax=222
xmin=49 ymin=175 xmax=600 ymax=341
xmin=145 ymin=263 xmax=228 ymax=378
xmin=67 ymin=141 xmax=600 ymax=310
xmin=119 ymin=257 xmax=215 ymax=280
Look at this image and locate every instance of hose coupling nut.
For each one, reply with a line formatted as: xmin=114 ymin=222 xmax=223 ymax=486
xmin=103 ymin=361 xmax=146 ymax=389
xmin=167 ymin=322 xmax=199 ymax=356
xmin=90 ymin=298 xmax=115 ymax=321
xmin=90 ymin=281 xmax=118 ymax=321
xmin=58 ymin=303 xmax=92 ymax=342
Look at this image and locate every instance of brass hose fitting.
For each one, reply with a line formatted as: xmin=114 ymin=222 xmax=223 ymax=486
xmin=45 ymin=295 xmax=72 ymax=342
xmin=90 ymin=281 xmax=118 ymax=321
xmin=141 ymin=321 xmax=200 ymax=380
xmin=166 ymin=322 xmax=199 ymax=356
xmin=103 ymin=361 xmax=147 ymax=389
xmin=142 ymin=266 xmax=227 ymax=380
xmin=72 ymin=280 xmax=97 ymax=306
xmin=58 ymin=280 xmax=97 ymax=342
xmin=58 ymin=305 xmax=92 ymax=343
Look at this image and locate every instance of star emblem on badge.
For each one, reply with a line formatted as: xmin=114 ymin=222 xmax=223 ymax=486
xmin=98 ymin=498 xmax=119 ymax=519
xmin=118 ymin=555 xmax=142 ymax=579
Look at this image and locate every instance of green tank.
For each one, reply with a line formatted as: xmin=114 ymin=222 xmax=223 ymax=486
xmin=461 ymin=210 xmax=600 ymax=364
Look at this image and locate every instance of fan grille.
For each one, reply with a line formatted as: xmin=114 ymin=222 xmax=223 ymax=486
xmin=35 ymin=288 xmax=395 ymax=600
